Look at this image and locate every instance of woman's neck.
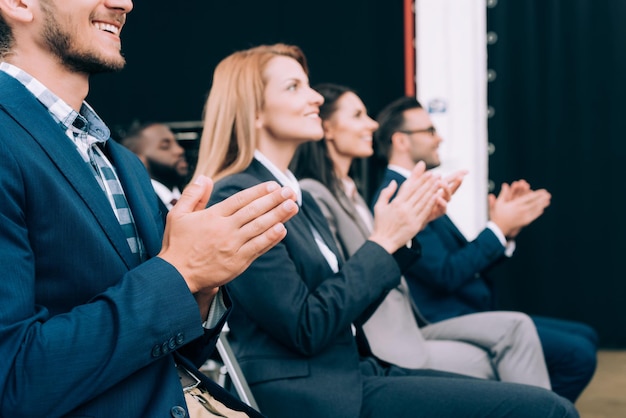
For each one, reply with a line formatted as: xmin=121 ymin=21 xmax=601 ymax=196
xmin=256 ymin=138 xmax=300 ymax=172
xmin=329 ymin=149 xmax=353 ymax=180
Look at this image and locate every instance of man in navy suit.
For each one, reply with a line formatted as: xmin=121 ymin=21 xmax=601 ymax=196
xmin=371 ymin=96 xmax=598 ymax=403
xmin=0 ymin=1 xmax=297 ymax=417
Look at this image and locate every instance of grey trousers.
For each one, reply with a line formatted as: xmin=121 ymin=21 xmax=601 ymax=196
xmin=362 ymin=280 xmax=550 ymax=389
xmin=421 ymin=311 xmax=551 ymax=389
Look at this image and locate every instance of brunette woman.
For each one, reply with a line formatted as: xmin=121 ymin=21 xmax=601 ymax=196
xmin=291 ymin=82 xmax=551 ymax=388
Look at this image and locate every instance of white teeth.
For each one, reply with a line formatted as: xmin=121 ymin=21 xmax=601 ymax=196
xmin=94 ymin=22 xmax=119 ymax=35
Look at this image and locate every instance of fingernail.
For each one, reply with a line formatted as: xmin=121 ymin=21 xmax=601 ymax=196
xmin=273 ymin=223 xmax=286 ymax=233
xmin=194 ymin=175 xmax=207 ymax=185
xmin=282 ymin=200 xmax=296 ymax=211
xmin=281 ymin=187 xmax=294 ymax=198
xmin=267 ymin=182 xmax=279 ymax=192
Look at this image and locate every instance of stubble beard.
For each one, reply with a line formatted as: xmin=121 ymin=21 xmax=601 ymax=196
xmin=42 ymin=3 xmax=126 ymax=74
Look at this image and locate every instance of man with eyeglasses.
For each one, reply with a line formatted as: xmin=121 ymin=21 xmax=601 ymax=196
xmin=370 ymin=96 xmax=598 ymax=404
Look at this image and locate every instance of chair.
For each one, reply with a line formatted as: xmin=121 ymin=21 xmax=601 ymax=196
xmin=215 ymin=328 xmax=260 ymax=411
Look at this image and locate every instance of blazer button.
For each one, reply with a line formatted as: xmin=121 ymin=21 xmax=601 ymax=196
xmin=168 ymin=337 xmax=177 ymax=350
xmin=161 ymin=341 xmax=170 ymax=354
xmin=151 ymin=344 xmax=162 ymax=358
xmin=176 ymin=333 xmax=185 ymax=345
xmin=170 ymin=405 xmax=187 ymax=418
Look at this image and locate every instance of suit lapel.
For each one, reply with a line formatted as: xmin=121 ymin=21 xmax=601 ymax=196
xmin=385 ymin=168 xmax=406 ymax=201
xmin=0 ymin=73 xmax=140 ymax=268
xmin=247 ymin=160 xmax=345 ymax=265
xmin=336 ymin=190 xmax=371 ymax=238
xmin=301 ymin=192 xmax=345 ymax=265
xmin=387 ymin=168 xmax=406 ymax=188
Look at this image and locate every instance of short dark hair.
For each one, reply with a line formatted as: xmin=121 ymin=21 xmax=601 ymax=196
xmin=119 ymin=121 xmax=162 ymax=153
xmin=290 ymin=83 xmax=356 ymax=198
xmin=0 ymin=13 xmax=14 ymax=59
xmin=374 ymin=96 xmax=423 ymax=161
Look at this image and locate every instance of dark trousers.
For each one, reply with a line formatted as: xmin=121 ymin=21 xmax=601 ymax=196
xmin=532 ymin=315 xmax=598 ymax=403
xmin=359 ymin=358 xmax=578 ymax=418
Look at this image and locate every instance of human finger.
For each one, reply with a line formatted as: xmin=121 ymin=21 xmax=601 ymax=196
xmin=528 ymin=189 xmax=552 ymax=209
xmin=498 ymin=183 xmax=512 ymax=201
xmin=212 ymin=181 xmax=290 ymax=217
xmin=404 ymin=173 xmax=440 ymax=209
xmin=373 ymin=180 xmax=398 ymax=211
xmin=394 ymin=161 xmax=429 ymax=201
xmin=444 ymin=169 xmax=469 ymax=182
xmin=235 ymin=223 xmax=290 ymax=270
xmin=225 ymin=185 xmax=298 ymax=229
xmin=171 ymin=175 xmax=214 ymax=215
xmin=237 ymin=199 xmax=299 ymax=242
xmin=428 ymin=194 xmax=448 ymax=222
xmin=444 ymin=169 xmax=468 ymax=192
xmin=510 ymin=180 xmax=531 ymax=199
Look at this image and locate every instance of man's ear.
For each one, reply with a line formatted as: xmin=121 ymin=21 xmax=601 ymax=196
xmin=0 ymin=0 xmax=35 ymax=24
xmin=390 ymin=131 xmax=408 ymax=152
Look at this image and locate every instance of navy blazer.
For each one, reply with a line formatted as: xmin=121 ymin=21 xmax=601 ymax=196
xmin=209 ymin=160 xmax=420 ymax=418
xmin=0 ymin=72 xmax=260 ymax=417
xmin=373 ymin=168 xmax=507 ymax=322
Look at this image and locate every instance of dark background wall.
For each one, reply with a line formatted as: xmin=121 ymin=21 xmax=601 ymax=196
xmin=89 ymin=1 xmax=626 ymax=347
xmin=88 ymin=0 xmax=405 ymax=135
xmin=486 ymin=0 xmax=626 ymax=347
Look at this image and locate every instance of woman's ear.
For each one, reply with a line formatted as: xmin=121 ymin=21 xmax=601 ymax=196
xmin=255 ymin=112 xmax=264 ymax=130
xmin=322 ymin=119 xmax=334 ymax=141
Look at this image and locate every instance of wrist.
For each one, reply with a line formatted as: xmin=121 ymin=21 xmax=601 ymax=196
xmin=368 ymin=235 xmax=400 ymax=254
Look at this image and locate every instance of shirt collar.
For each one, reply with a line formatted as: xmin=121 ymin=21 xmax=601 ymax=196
xmin=341 ymin=176 xmax=357 ymax=199
xmin=253 ymin=150 xmax=302 ymax=206
xmin=151 ymin=179 xmax=181 ymax=203
xmin=0 ymin=62 xmax=110 ymax=143
xmin=387 ymin=164 xmax=412 ymax=179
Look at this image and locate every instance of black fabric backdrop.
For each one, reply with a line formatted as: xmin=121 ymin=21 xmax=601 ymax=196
xmin=88 ymin=0 xmax=405 ymax=136
xmin=487 ymin=0 xmax=626 ymax=347
xmin=87 ymin=0 xmax=625 ymax=347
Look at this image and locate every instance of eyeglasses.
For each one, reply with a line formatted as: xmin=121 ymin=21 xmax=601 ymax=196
xmin=399 ymin=126 xmax=437 ymax=136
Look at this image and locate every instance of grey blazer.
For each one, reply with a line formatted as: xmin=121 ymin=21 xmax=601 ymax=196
xmin=299 ymin=178 xmax=431 ymax=368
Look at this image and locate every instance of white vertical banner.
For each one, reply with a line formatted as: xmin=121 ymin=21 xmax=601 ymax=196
xmin=415 ymin=0 xmax=488 ymax=239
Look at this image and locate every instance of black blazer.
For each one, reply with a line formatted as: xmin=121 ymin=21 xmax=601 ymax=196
xmin=209 ymin=160 xmax=420 ymax=418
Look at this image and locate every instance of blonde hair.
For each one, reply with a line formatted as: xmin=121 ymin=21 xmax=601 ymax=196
xmin=193 ymin=43 xmax=309 ymax=182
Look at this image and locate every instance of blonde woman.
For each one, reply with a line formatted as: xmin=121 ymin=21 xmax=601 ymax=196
xmin=194 ymin=44 xmax=577 ymax=418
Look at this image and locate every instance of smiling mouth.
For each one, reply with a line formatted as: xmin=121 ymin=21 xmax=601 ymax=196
xmin=94 ymin=22 xmax=120 ymax=35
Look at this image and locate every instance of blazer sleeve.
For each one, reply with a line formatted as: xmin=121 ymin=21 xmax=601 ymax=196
xmin=210 ymin=175 xmax=403 ymax=356
xmin=404 ymin=220 xmax=507 ymax=292
xmin=0 ymin=133 xmax=211 ymax=416
xmin=177 ymin=288 xmax=232 ymax=367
